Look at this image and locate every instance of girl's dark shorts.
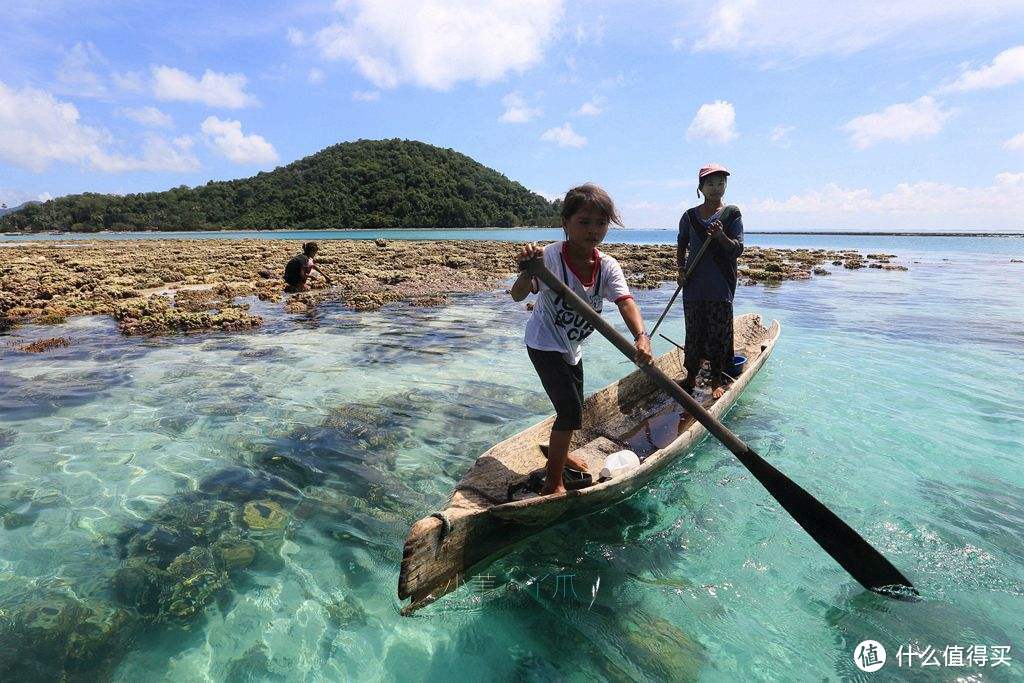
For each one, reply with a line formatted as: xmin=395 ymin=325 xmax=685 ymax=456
xmin=527 ymin=347 xmax=584 ymax=431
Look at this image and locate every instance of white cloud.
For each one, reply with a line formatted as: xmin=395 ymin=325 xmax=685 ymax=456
xmin=749 ymin=173 xmax=1024 ymax=229
xmin=574 ymin=16 xmax=606 ymax=46
xmin=769 ymin=124 xmax=794 ymax=147
xmin=287 ymin=27 xmax=306 ymax=46
xmin=686 ymin=100 xmax=737 ymax=144
xmin=308 ymin=68 xmax=326 ymax=84
xmin=107 ymin=135 xmax=201 ymax=172
xmin=352 ymin=90 xmax=380 ymax=101
xmin=575 ymin=96 xmax=604 ymax=116
xmin=1005 ymin=131 xmax=1024 ymax=152
xmin=152 ymin=66 xmax=257 ymax=108
xmin=682 ymin=2 xmax=1024 ymax=59
xmin=0 ymin=80 xmax=198 ymax=173
xmin=540 ymin=122 xmax=586 ymax=148
xmin=118 ymin=106 xmax=174 ymax=129
xmin=690 ymin=0 xmax=753 ymax=52
xmin=112 ymin=71 xmax=146 ymax=93
xmin=313 ymin=0 xmax=564 ymax=90
xmin=200 ymin=116 xmax=278 ymax=164
xmin=56 ymin=41 xmax=109 ymax=97
xmin=841 ymin=96 xmax=953 ymax=149
xmin=938 ymin=45 xmax=1024 ymax=93
xmin=498 ymin=92 xmax=542 ymax=123
xmin=0 ymin=188 xmax=52 ymax=208
xmin=599 ymin=72 xmax=628 ymax=89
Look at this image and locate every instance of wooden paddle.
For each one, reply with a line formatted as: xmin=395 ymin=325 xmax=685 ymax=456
xmin=523 ymin=258 xmax=919 ymax=599
xmin=649 ymin=228 xmax=715 ymax=339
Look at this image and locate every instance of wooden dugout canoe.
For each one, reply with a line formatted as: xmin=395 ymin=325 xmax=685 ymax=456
xmin=398 ymin=313 xmax=781 ymax=614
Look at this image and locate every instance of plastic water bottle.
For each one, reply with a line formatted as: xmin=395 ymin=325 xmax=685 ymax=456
xmin=600 ymin=449 xmax=641 ymax=479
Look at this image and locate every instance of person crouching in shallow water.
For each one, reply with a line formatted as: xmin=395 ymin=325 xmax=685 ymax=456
xmin=677 ymin=164 xmax=744 ymax=400
xmin=284 ymin=241 xmax=332 ymax=293
xmin=511 ymin=184 xmax=653 ymax=496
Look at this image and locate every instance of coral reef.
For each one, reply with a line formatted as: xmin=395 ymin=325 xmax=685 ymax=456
xmin=0 ymin=239 xmax=908 ymax=336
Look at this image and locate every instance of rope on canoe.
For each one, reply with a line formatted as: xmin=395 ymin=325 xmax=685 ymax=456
xmin=429 ymin=511 xmax=452 ymax=539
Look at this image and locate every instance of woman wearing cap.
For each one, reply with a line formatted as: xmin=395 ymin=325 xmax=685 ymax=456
xmin=676 ymin=164 xmax=744 ymax=399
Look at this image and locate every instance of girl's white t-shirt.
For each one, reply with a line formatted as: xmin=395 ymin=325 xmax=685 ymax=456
xmin=525 ymin=241 xmax=633 ymax=365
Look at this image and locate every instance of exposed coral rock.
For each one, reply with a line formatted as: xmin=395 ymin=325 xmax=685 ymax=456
xmin=18 ymin=336 xmax=70 ymax=353
xmin=0 ymin=239 xmax=908 ymax=337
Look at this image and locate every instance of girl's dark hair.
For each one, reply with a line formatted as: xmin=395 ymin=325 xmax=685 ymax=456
xmin=303 ymin=241 xmax=319 ymax=256
xmin=561 ymin=183 xmax=623 ymax=227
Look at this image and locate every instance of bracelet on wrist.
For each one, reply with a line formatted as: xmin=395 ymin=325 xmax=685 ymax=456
xmin=634 ymin=331 xmax=648 ymax=341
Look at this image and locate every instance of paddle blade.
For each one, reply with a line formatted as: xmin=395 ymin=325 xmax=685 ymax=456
xmin=733 ymin=446 xmax=919 ymax=598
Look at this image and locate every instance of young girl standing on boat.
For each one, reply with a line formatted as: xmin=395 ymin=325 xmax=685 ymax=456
xmin=511 ymin=184 xmax=653 ymax=495
xmin=677 ymin=165 xmax=744 ymax=400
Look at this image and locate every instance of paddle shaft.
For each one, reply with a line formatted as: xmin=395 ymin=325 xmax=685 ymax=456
xmin=524 ymin=258 xmax=917 ymax=597
xmin=648 ymin=232 xmax=714 ymax=339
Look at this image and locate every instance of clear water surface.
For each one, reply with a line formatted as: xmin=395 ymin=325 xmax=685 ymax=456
xmin=1 ymin=234 xmax=1022 ymax=681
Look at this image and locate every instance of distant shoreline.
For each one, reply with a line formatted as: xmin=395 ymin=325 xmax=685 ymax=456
xmin=3 ymin=228 xmax=1022 ymax=238
xmin=746 ymin=231 xmax=1024 ymax=237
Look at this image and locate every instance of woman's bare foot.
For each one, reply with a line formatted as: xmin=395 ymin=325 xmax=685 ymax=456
xmin=712 ymin=385 xmax=726 ymax=399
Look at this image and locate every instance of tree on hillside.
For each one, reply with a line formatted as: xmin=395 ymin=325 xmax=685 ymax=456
xmin=0 ymin=140 xmax=561 ymax=232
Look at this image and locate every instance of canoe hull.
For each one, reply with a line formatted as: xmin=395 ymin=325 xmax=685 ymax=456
xmin=398 ymin=313 xmax=780 ymax=613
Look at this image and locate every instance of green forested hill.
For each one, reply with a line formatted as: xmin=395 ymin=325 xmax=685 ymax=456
xmin=1 ymin=139 xmax=561 ymax=232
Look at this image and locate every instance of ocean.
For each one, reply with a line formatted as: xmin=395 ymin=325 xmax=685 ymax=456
xmin=0 ymin=233 xmax=1021 ymax=680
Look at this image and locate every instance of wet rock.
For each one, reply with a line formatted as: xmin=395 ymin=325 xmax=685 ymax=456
xmin=318 ymin=593 xmax=368 ymax=629
xmin=812 ymin=267 xmax=829 ymax=275
xmin=225 ymin=643 xmax=285 ymax=683
xmin=241 ymin=499 xmax=288 ymax=531
xmin=0 ymin=593 xmax=138 ymax=682
xmin=622 ymin=611 xmax=705 ymax=681
xmin=163 ymin=546 xmax=228 ymax=621
xmin=112 ymin=558 xmax=169 ymax=616
xmin=18 ymin=336 xmax=70 ymax=353
xmin=212 ymin=535 xmax=257 ymax=569
xmin=2 ymin=511 xmax=34 ymax=529
xmin=0 ymin=239 xmax=907 ymax=335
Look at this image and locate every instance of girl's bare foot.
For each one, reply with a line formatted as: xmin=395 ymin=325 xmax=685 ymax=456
xmin=712 ymin=386 xmax=726 ymax=399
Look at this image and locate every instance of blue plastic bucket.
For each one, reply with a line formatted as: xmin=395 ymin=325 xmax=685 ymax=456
xmin=726 ymin=355 xmax=747 ymax=378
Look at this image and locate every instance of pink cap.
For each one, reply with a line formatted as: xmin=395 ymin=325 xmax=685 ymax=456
xmin=698 ymin=164 xmax=730 ymax=181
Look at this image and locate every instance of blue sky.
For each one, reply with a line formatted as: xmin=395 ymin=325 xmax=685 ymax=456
xmin=2 ymin=0 xmax=1024 ymax=230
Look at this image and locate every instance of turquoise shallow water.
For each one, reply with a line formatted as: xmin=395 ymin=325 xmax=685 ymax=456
xmin=1 ymin=236 xmax=1022 ymax=680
